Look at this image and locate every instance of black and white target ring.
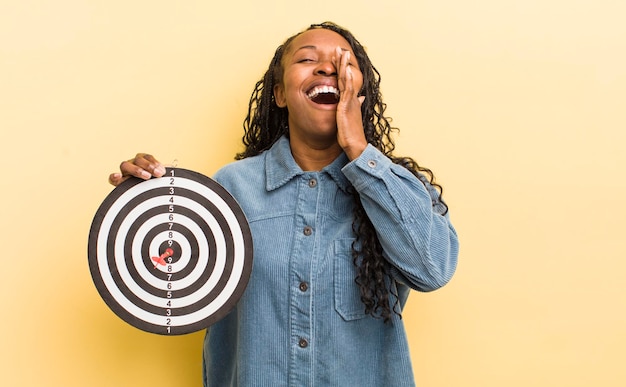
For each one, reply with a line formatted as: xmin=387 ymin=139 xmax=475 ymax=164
xmin=88 ymin=168 xmax=253 ymax=335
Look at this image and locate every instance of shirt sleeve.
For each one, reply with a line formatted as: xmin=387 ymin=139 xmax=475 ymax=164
xmin=341 ymin=144 xmax=459 ymax=292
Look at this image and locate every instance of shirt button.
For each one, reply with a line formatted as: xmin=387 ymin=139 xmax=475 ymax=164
xmin=367 ymin=160 xmax=377 ymax=168
xmin=303 ymin=226 xmax=313 ymax=236
xmin=298 ymin=338 xmax=308 ymax=348
xmin=299 ymin=282 xmax=308 ymax=292
xmin=308 ymin=178 xmax=317 ymax=188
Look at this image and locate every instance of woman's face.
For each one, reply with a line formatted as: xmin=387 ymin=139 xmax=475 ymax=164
xmin=273 ymin=28 xmax=364 ymax=144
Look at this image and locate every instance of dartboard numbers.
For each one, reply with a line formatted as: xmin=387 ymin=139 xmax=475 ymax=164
xmin=88 ymin=168 xmax=253 ymax=335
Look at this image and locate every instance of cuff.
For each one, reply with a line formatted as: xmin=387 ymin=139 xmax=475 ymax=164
xmin=341 ymin=144 xmax=392 ymax=189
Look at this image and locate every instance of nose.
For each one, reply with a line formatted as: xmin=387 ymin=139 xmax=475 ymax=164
xmin=315 ymin=60 xmax=337 ymax=76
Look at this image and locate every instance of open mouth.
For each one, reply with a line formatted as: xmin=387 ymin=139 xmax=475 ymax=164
xmin=307 ymin=85 xmax=340 ymax=104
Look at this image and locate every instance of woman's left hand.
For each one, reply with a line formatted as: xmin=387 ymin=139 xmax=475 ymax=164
xmin=334 ymin=47 xmax=367 ymax=160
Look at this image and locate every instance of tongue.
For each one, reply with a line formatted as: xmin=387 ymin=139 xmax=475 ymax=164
xmin=311 ymin=93 xmax=339 ymax=104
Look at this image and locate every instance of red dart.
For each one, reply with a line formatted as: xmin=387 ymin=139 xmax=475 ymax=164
xmin=151 ymin=248 xmax=174 ymax=269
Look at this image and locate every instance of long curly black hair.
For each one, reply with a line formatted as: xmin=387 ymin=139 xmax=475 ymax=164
xmin=236 ymin=22 xmax=447 ymax=322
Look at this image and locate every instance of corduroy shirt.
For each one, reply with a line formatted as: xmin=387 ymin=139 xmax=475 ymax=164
xmin=203 ymin=136 xmax=458 ymax=386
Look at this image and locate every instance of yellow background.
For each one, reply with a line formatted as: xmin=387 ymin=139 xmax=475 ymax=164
xmin=2 ymin=1 xmax=625 ymax=386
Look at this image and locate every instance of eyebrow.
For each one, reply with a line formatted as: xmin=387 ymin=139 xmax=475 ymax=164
xmin=294 ymin=45 xmax=350 ymax=53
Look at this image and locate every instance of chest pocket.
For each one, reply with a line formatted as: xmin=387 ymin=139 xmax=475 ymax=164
xmin=333 ymin=239 xmax=368 ymax=321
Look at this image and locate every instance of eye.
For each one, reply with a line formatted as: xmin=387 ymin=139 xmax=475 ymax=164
xmin=297 ymin=58 xmax=315 ymax=63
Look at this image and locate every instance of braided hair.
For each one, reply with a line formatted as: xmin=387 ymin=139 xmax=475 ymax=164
xmin=236 ymin=22 xmax=447 ymax=322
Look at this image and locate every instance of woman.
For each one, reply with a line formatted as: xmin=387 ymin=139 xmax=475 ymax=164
xmin=110 ymin=21 xmax=459 ymax=387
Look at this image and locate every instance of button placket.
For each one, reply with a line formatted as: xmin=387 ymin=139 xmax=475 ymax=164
xmin=288 ymin=174 xmax=319 ymax=383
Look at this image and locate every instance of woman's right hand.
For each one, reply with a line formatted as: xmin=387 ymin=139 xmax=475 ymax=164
xmin=108 ymin=153 xmax=166 ymax=186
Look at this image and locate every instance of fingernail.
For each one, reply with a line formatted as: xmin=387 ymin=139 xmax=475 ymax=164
xmin=140 ymin=170 xmax=151 ymax=179
xmin=154 ymin=165 xmax=166 ymax=176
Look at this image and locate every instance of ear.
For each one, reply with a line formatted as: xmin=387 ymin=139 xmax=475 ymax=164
xmin=273 ymin=83 xmax=287 ymax=108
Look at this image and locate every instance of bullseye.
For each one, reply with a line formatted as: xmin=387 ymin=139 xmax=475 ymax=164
xmin=88 ymin=167 xmax=253 ymax=335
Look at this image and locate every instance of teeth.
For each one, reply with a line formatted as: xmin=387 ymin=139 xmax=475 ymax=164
xmin=307 ymin=85 xmax=340 ymax=99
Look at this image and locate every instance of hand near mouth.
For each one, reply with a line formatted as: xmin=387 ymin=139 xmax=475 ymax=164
xmin=334 ymin=47 xmax=367 ymax=161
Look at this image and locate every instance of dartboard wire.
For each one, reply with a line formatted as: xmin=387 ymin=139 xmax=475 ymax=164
xmin=95 ymin=176 xmax=248 ymax=327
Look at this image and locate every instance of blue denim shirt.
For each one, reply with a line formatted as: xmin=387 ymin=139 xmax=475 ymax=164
xmin=203 ymin=136 xmax=459 ymax=386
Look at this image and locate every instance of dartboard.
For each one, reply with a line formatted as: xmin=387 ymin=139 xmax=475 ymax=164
xmin=88 ymin=167 xmax=253 ymax=335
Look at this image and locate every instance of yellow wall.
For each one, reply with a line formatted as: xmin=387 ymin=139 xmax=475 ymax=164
xmin=2 ymin=1 xmax=625 ymax=386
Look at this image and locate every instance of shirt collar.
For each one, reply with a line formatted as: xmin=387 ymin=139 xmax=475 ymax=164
xmin=265 ymin=136 xmax=351 ymax=193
